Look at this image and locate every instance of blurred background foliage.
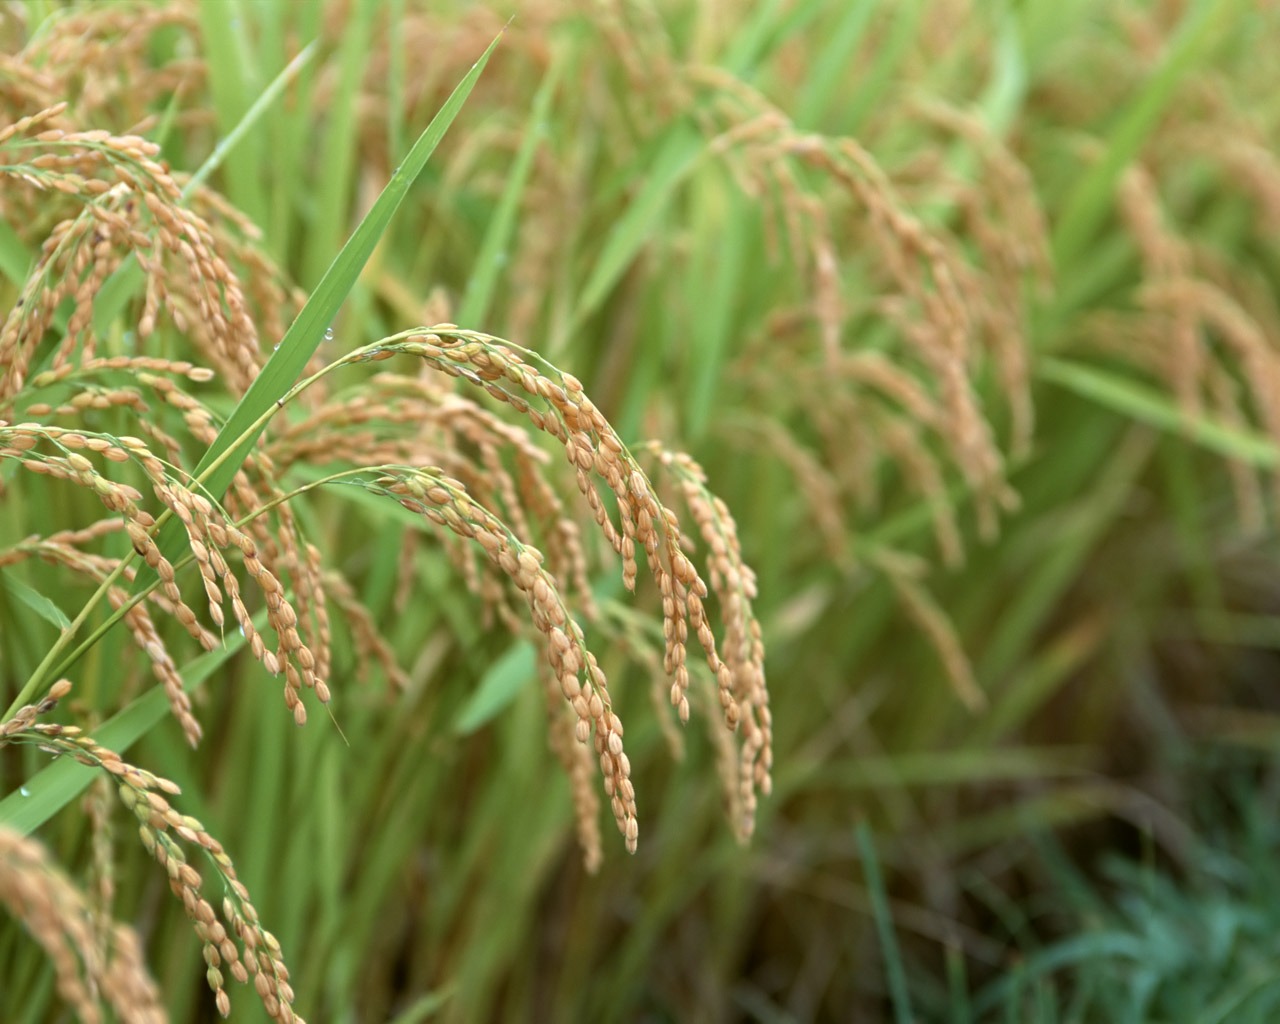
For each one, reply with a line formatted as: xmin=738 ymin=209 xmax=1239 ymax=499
xmin=3 ymin=0 xmax=1280 ymax=1020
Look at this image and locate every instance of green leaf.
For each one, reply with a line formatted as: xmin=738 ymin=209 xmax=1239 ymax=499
xmin=0 ymin=220 xmax=32 ymax=287
xmin=302 ymin=0 xmax=379 ymax=288
xmin=453 ymin=640 xmax=537 ymax=735
xmin=795 ymin=1 xmax=878 ymax=126
xmin=1052 ymin=0 xmax=1236 ymax=268
xmin=0 ymin=630 xmax=245 ymax=835
xmin=134 ymin=32 xmax=501 ymax=595
xmin=457 ymin=59 xmax=561 ymax=327
xmin=1040 ymin=357 xmax=1279 ymax=467
xmin=0 ymin=569 xmax=71 ymax=630
xmin=385 ymin=987 xmax=456 ymax=1024
xmin=571 ymin=119 xmax=703 ymax=329
xmin=197 ymin=0 xmax=267 ymax=225
xmin=858 ymin=822 xmax=915 ymax=1024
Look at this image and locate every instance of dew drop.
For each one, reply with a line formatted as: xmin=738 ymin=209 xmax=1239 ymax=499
xmin=324 ymin=327 xmax=334 ymax=341
xmin=238 ymin=624 xmax=246 ymax=637
xmin=273 ymin=342 xmax=281 ymax=351
xmin=19 ymin=786 xmax=30 ymax=797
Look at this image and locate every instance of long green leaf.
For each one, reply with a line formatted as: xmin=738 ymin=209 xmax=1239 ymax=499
xmin=858 ymin=822 xmax=914 ymax=1024
xmin=453 ymin=640 xmax=537 ymax=735
xmin=457 ymin=60 xmax=560 ymax=327
xmin=1051 ymin=0 xmax=1234 ymax=268
xmin=302 ymin=0 xmax=378 ymax=288
xmin=571 ymin=119 xmax=703 ymax=330
xmin=197 ymin=0 xmax=266 ymax=225
xmin=135 ymin=33 xmax=501 ymax=593
xmin=0 ymin=568 xmax=71 ymax=630
xmin=91 ymin=41 xmax=318 ymax=339
xmin=0 ymin=632 xmax=245 ymax=835
xmin=193 ymin=32 xmax=500 ymax=498
xmin=1040 ymin=357 xmax=1279 ymax=467
xmin=0 ymin=220 xmax=32 ymax=287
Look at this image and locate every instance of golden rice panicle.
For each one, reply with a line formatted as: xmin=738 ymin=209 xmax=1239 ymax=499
xmin=83 ymin=772 xmax=117 ymax=943
xmin=0 ymin=682 xmax=166 ymax=1021
xmin=183 ymin=180 xmax=308 ymax=349
xmin=538 ymin=657 xmax=604 ymax=873
xmin=0 ymin=524 xmax=210 ymax=740
xmin=263 ymin=371 xmax=598 ymax=634
xmin=678 ymin=69 xmax=1028 ymax=560
xmin=219 ymin=518 xmax=328 ymax=726
xmin=352 ymin=327 xmax=775 ymax=852
xmin=0 ymin=826 xmax=167 ymax=1024
xmin=111 ymin=587 xmax=204 ymax=748
xmin=1117 ymin=164 xmax=1203 ymax=418
xmin=386 ymin=328 xmax=746 ymax=706
xmin=1 ymin=420 xmax=213 ymax=597
xmin=644 ymin=445 xmax=772 ymax=839
xmin=1 ymin=701 xmax=302 ymax=1023
xmin=3 ymin=411 xmax=331 ymax=730
xmin=118 ymin=774 xmax=301 ymax=1022
xmin=0 ymin=109 xmax=262 ymax=405
xmin=131 ymin=375 xmax=326 ymax=676
xmin=1115 ymin=162 xmax=1280 ymax=520
xmin=912 ymin=98 xmax=1052 ymax=459
xmin=0 ymin=676 xmax=73 ymax=738
xmin=15 ymin=2 xmax=198 ymax=132
xmin=376 ymin=467 xmax=639 ymax=852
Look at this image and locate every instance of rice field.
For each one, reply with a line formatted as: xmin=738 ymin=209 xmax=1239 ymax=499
xmin=2 ymin=1 xmax=1280 ymax=1020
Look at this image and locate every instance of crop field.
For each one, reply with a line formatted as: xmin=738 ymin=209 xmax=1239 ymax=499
xmin=2 ymin=1 xmax=1280 ymax=1021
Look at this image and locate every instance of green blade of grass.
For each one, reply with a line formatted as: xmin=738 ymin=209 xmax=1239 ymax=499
xmin=197 ymin=0 xmax=266 ymax=227
xmin=843 ymin=0 xmax=923 ymax=134
xmin=0 ymin=568 xmax=71 ymax=630
xmin=795 ymin=2 xmax=877 ymax=126
xmin=1040 ymin=357 xmax=1279 ymax=467
xmin=718 ymin=0 xmax=794 ymax=76
xmin=301 ymin=0 xmax=378 ymax=288
xmin=134 ymin=33 xmax=501 ymax=594
xmin=858 ymin=821 xmax=914 ymax=1024
xmin=1051 ymin=0 xmax=1235 ymax=268
xmin=971 ymin=933 xmax=1147 ymax=1017
xmin=976 ymin=422 xmax=1151 ymax=690
xmin=385 ymin=988 xmax=456 ymax=1024
xmin=453 ymin=640 xmax=537 ymax=735
xmin=386 ymin=0 xmax=408 ymax=171
xmin=570 ymin=118 xmax=703 ymax=331
xmin=0 ymin=629 xmax=246 ymax=835
xmin=457 ymin=60 xmax=561 ymax=327
xmin=267 ymin=2 xmax=324 ymax=266
xmin=977 ymin=10 xmax=1028 ymax=132
xmin=684 ymin=178 xmax=748 ymax=441
xmin=0 ymin=220 xmax=32 ymax=286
